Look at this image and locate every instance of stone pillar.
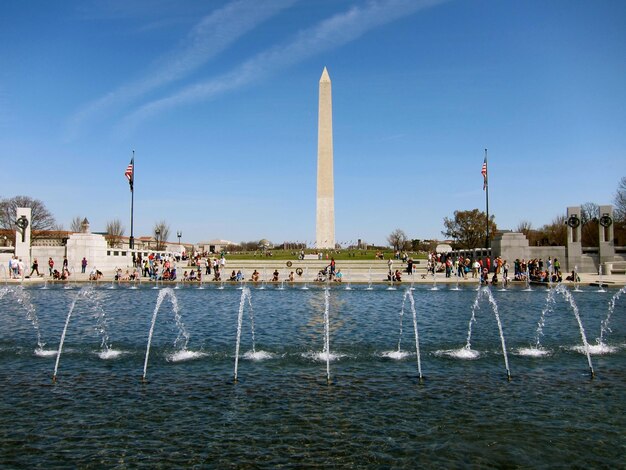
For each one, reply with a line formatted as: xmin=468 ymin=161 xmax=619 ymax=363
xmin=566 ymin=206 xmax=582 ymax=272
xmin=15 ymin=207 xmax=32 ymax=271
xmin=598 ymin=205 xmax=615 ymax=265
xmin=316 ymin=67 xmax=335 ymax=249
xmin=491 ymin=232 xmax=529 ymax=267
xmin=66 ymin=226 xmax=108 ymax=274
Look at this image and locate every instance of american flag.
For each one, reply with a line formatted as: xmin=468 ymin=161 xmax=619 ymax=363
xmin=481 ymin=155 xmax=487 ymax=190
xmin=125 ymin=158 xmax=134 ymax=191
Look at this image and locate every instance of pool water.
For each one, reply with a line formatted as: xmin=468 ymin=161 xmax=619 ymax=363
xmin=1 ymin=284 xmax=624 ymax=467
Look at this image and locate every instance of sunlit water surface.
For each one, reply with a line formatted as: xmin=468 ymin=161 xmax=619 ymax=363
xmin=0 ymin=284 xmax=624 ymax=467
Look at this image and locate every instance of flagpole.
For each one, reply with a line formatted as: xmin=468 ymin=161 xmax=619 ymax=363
xmin=129 ymin=150 xmax=135 ymax=250
xmin=484 ymin=148 xmax=489 ymax=250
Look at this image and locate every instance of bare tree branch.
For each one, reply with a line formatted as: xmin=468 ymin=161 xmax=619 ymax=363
xmin=105 ymin=219 xmax=125 ymax=248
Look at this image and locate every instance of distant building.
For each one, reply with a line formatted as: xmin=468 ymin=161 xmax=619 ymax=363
xmin=436 ymin=244 xmax=453 ymax=253
xmin=196 ymin=239 xmax=236 ymax=254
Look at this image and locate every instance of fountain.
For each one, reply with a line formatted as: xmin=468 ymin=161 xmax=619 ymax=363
xmin=259 ymin=268 xmax=267 ymax=290
xmin=234 ymin=286 xmax=269 ymax=382
xmin=383 ymin=289 xmax=422 ymax=381
xmin=592 ymin=285 xmax=626 ymax=354
xmin=366 ymin=267 xmax=373 ymax=290
xmin=52 ymin=286 xmax=117 ymax=381
xmin=301 ymin=267 xmax=309 ymax=290
xmin=0 ymin=264 xmax=7 ymax=284
xmin=2 ymin=282 xmax=624 ymax=467
xmin=451 ymin=269 xmax=461 ymax=291
xmin=519 ymin=284 xmax=594 ymax=377
xmin=446 ymin=286 xmax=511 ymax=380
xmin=142 ymin=288 xmax=196 ymax=381
xmin=523 ymin=266 xmax=532 ymax=291
xmin=430 ymin=269 xmax=438 ymax=291
xmin=573 ymin=265 xmax=581 ymax=292
xmin=548 ymin=265 xmax=553 ymax=289
xmin=322 ymin=286 xmax=331 ymax=383
xmin=0 ymin=285 xmax=51 ymax=355
xmin=597 ymin=265 xmax=606 ymax=292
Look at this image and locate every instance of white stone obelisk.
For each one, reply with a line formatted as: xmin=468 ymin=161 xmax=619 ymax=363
xmin=316 ymin=67 xmax=335 ymax=250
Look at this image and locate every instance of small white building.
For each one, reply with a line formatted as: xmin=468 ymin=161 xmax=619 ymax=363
xmin=436 ymin=243 xmax=453 ymax=254
xmin=195 ymin=239 xmax=236 ymax=254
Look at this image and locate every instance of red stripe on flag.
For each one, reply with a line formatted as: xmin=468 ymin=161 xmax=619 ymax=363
xmin=125 ymin=162 xmax=133 ymax=182
xmin=481 ymin=158 xmax=487 ymax=190
xmin=125 ymin=158 xmax=134 ymax=191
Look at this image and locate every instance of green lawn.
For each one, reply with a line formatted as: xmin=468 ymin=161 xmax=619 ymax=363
xmin=224 ymin=249 xmax=428 ymax=261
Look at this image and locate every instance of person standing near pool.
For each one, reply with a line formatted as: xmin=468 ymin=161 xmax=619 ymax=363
xmin=29 ymin=258 xmax=40 ymax=277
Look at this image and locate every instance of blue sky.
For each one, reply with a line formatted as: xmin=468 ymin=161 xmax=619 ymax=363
xmin=1 ymin=0 xmax=625 ymax=246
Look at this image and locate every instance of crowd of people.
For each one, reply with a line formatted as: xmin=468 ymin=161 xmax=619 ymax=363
xmin=7 ymin=256 xmax=26 ymax=279
xmin=512 ymin=257 xmax=565 ymax=284
xmin=6 ymin=249 xmax=580 ymax=287
xmin=314 ymin=257 xmax=345 ymax=283
xmin=6 ymin=255 xmax=74 ymax=280
xmin=421 ymin=252 xmax=571 ymax=286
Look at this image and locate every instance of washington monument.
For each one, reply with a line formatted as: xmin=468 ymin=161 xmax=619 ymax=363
xmin=316 ymin=67 xmax=335 ymax=249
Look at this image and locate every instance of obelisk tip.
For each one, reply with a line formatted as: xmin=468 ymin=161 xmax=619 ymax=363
xmin=320 ymin=67 xmax=330 ymax=82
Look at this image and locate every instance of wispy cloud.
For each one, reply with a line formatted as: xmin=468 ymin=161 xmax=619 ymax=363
xmin=65 ymin=0 xmax=295 ymax=140
xmin=120 ymin=0 xmax=447 ymax=131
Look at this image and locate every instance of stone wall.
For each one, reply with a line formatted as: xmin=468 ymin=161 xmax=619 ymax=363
xmin=492 ymin=232 xmax=567 ymax=272
xmin=527 ymin=246 xmax=567 ymax=268
xmin=31 ymin=246 xmax=66 ymax=269
xmin=491 ymin=232 xmax=528 ymax=264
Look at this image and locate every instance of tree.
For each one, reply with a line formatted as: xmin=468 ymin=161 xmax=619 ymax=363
xmin=614 ymin=176 xmax=626 ymax=222
xmin=516 ymin=220 xmax=532 ymax=236
xmin=612 ymin=177 xmax=626 ymax=245
xmin=411 ymin=239 xmax=436 ymax=252
xmin=0 ymin=195 xmax=56 ymax=231
xmin=153 ymin=221 xmax=170 ymax=251
xmin=240 ymin=240 xmax=261 ymax=251
xmin=387 ymin=229 xmax=408 ymax=251
xmin=70 ymin=216 xmax=83 ymax=233
xmin=105 ymin=219 xmax=125 ymax=248
xmin=442 ymin=209 xmax=497 ymax=250
xmin=579 ymin=202 xmax=599 ymax=247
xmin=580 ymin=202 xmax=599 ymax=224
xmin=531 ymin=215 xmax=567 ymax=246
xmin=0 ymin=195 xmax=56 ymax=243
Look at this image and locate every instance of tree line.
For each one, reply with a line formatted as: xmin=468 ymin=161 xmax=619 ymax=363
xmin=0 ymin=195 xmax=171 ymax=249
xmin=388 ymin=176 xmax=626 ymax=251
xmin=3 ymin=176 xmax=626 ymax=251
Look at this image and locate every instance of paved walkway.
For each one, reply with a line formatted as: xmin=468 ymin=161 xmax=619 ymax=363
xmin=5 ymin=260 xmax=626 ymax=287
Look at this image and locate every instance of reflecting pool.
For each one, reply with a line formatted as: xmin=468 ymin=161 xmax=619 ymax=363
xmin=1 ymin=284 xmax=624 ymax=467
